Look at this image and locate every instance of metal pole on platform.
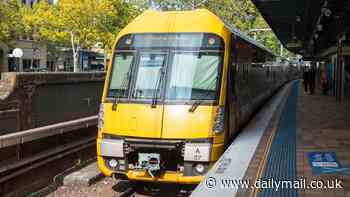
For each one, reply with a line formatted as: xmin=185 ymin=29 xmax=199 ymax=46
xmin=336 ymin=38 xmax=345 ymax=102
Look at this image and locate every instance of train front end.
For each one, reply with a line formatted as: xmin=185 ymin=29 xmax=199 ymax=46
xmin=97 ymin=10 xmax=229 ymax=184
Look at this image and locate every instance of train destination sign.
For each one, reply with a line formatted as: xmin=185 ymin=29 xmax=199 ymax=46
xmin=116 ymin=33 xmax=224 ymax=50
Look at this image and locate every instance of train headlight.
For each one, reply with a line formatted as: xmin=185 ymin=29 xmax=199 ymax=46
xmin=98 ymin=103 xmax=104 ymax=129
xmin=194 ymin=163 xmax=205 ymax=174
xmin=109 ymin=159 xmax=119 ymax=168
xmin=213 ymin=106 xmax=225 ymax=134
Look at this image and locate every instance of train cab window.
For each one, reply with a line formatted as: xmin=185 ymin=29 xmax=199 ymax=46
xmin=110 ymin=33 xmax=224 ymax=103
xmin=166 ymin=52 xmax=221 ymax=100
xmin=132 ymin=53 xmax=166 ymax=99
xmin=108 ymin=53 xmax=134 ymax=98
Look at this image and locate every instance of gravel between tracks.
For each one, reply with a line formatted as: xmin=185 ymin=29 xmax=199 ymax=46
xmin=47 ymin=177 xmax=120 ymax=197
xmin=47 ymin=177 xmax=194 ymax=197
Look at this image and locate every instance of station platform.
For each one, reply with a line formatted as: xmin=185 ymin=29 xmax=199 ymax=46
xmin=192 ymin=80 xmax=350 ymax=197
xmin=296 ymin=83 xmax=350 ymax=196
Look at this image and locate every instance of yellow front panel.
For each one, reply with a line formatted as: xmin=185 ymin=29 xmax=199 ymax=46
xmin=162 ymin=105 xmax=216 ymax=139
xmin=126 ymin=170 xmax=203 ymax=184
xmin=98 ymin=9 xmax=232 ymax=183
xmin=103 ymin=103 xmax=162 ymax=138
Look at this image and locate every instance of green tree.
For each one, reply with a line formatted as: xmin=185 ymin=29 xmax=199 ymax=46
xmin=0 ymin=0 xmax=25 ymax=45
xmin=135 ymin=0 xmax=296 ymax=58
xmin=22 ymin=0 xmax=138 ymax=72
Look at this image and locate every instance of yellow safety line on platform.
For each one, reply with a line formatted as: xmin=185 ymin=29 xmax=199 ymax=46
xmin=249 ymin=126 xmax=277 ymax=197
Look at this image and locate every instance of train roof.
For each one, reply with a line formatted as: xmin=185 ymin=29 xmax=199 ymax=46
xmin=222 ymin=20 xmax=275 ymax=57
xmin=117 ymin=9 xmax=275 ymax=57
xmin=117 ymin=9 xmax=227 ymax=38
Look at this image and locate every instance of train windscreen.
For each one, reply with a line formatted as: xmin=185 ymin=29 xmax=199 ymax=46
xmin=108 ymin=33 xmax=224 ymax=102
xmin=166 ymin=51 xmax=221 ymax=100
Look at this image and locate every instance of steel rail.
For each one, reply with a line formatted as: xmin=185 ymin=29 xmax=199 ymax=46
xmin=119 ymin=187 xmax=136 ymax=197
xmin=0 ymin=115 xmax=97 ymax=149
xmin=0 ymin=137 xmax=95 ymax=183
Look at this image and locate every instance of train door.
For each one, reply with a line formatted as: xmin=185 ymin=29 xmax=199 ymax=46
xmin=129 ymin=50 xmax=168 ymax=138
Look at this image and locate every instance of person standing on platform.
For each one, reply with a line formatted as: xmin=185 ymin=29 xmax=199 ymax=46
xmin=327 ymin=61 xmax=334 ymax=95
xmin=321 ymin=63 xmax=328 ymax=95
xmin=303 ymin=67 xmax=309 ymax=93
xmin=309 ymin=66 xmax=316 ymax=95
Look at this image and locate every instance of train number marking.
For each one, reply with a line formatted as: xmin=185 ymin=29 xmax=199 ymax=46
xmin=215 ymin=158 xmax=232 ymax=174
xmin=194 ymin=148 xmax=202 ymax=161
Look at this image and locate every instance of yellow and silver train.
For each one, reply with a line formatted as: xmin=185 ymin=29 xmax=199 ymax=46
xmin=97 ymin=9 xmax=293 ymax=184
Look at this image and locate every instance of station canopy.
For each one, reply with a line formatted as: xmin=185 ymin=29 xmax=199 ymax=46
xmin=251 ymin=0 xmax=350 ymax=60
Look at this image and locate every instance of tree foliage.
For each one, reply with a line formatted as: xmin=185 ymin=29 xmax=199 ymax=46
xmin=2 ymin=0 xmax=296 ymax=69
xmin=22 ymin=0 xmax=139 ymax=71
xmin=131 ymin=0 xmax=296 ymax=58
xmin=0 ymin=0 xmax=25 ymax=45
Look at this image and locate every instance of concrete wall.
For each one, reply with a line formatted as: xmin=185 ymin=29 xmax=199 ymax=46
xmin=0 ymin=72 xmax=105 ymax=135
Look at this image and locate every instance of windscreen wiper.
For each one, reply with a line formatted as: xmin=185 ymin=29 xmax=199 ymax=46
xmin=112 ymin=71 xmax=130 ymax=111
xmin=151 ymin=68 xmax=164 ymax=108
xmin=188 ymin=76 xmax=218 ymax=112
xmin=189 ymin=100 xmax=202 ymax=112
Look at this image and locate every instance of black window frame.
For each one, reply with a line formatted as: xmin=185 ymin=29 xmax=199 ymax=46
xmin=105 ymin=32 xmax=225 ymax=106
xmin=107 ymin=50 xmax=136 ymax=99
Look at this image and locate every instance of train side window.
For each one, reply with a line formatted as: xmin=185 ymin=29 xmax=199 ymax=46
xmin=229 ymin=64 xmax=236 ymax=95
xmin=243 ymin=64 xmax=248 ymax=81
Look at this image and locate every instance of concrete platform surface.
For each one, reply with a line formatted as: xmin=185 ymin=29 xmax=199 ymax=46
xmin=239 ymin=81 xmax=350 ymax=197
xmin=191 ymin=81 xmax=294 ymax=197
xmin=63 ymin=162 xmax=103 ymax=187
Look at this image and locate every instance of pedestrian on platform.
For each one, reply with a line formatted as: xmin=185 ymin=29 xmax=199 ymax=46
xmin=309 ymin=67 xmax=316 ymax=95
xmin=303 ymin=67 xmax=309 ymax=93
xmin=321 ymin=64 xmax=328 ymax=95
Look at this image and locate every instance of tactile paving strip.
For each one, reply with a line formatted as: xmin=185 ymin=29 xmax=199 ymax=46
xmin=258 ymin=81 xmax=299 ymax=197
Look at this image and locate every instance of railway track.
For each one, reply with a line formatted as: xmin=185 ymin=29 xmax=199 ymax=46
xmin=0 ymin=115 xmax=195 ymax=197
xmin=116 ymin=181 xmax=195 ymax=197
xmin=0 ymin=117 xmax=98 ymax=196
xmin=47 ymin=177 xmax=192 ymax=197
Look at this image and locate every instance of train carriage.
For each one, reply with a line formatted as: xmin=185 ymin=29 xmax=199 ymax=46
xmin=97 ymin=9 xmax=290 ymax=184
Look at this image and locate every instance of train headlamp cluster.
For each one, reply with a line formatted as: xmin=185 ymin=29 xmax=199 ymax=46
xmin=183 ymin=141 xmax=211 ymax=176
xmin=213 ymin=106 xmax=225 ymax=134
xmin=101 ymin=136 xmax=126 ymax=171
xmin=98 ymin=104 xmax=104 ymax=130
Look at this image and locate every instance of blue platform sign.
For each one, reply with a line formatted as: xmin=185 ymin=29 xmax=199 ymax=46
xmin=307 ymin=152 xmax=350 ymax=175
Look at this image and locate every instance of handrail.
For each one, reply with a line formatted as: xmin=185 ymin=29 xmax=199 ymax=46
xmin=0 ymin=115 xmax=97 ymax=149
